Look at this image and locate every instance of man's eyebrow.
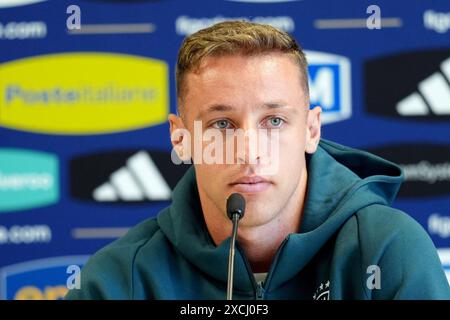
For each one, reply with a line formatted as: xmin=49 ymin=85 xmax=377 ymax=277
xmin=262 ymin=102 xmax=288 ymax=109
xmin=197 ymin=101 xmax=297 ymax=118
xmin=262 ymin=101 xmax=299 ymax=113
xmin=197 ymin=104 xmax=234 ymax=118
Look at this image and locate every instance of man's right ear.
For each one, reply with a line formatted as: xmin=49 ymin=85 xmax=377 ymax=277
xmin=168 ymin=114 xmax=190 ymax=161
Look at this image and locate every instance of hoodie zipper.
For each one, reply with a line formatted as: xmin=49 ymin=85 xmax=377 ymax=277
xmin=255 ymin=281 xmax=265 ymax=300
xmin=236 ymin=237 xmax=289 ymax=300
xmin=236 ymin=244 xmax=264 ymax=299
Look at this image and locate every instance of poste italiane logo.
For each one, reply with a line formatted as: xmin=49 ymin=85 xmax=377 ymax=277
xmin=0 ymin=52 xmax=168 ymax=135
xmin=0 ymin=148 xmax=59 ymax=212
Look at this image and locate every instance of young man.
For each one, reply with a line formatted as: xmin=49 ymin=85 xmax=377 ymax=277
xmin=66 ymin=21 xmax=450 ymax=300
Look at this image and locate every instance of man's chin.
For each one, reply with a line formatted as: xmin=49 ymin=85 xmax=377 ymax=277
xmin=237 ymin=202 xmax=277 ymax=227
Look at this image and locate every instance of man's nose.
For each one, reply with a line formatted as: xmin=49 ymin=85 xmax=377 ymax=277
xmin=235 ymin=121 xmax=261 ymax=165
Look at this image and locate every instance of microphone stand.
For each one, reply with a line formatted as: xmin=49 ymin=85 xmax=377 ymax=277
xmin=226 ymin=193 xmax=245 ymax=300
xmin=227 ymin=213 xmax=240 ymax=300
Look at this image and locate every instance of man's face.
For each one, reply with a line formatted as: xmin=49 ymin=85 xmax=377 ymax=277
xmin=170 ymin=53 xmax=321 ymax=228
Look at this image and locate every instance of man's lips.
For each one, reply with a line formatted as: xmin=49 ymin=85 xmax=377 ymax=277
xmin=229 ymin=176 xmax=272 ymax=193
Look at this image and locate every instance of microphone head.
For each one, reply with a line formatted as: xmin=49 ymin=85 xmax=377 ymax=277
xmin=226 ymin=193 xmax=246 ymax=220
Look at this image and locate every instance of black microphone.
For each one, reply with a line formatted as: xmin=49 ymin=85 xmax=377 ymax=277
xmin=226 ymin=193 xmax=246 ymax=300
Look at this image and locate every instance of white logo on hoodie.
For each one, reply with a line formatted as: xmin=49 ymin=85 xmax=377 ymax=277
xmin=313 ymin=280 xmax=330 ymax=300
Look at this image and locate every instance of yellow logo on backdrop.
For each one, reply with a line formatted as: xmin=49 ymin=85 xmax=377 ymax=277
xmin=14 ymin=285 xmax=67 ymax=300
xmin=0 ymin=52 xmax=168 ymax=135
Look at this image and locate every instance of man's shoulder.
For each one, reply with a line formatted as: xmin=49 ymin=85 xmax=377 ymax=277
xmin=350 ymin=203 xmax=441 ymax=270
xmin=351 ymin=204 xmax=450 ymax=299
xmin=65 ymin=214 xmax=165 ymax=299
xmin=114 ymin=215 xmax=161 ymax=247
xmin=91 ymin=214 xmax=163 ymax=264
xmin=354 ymin=203 xmax=428 ymax=241
xmin=337 ymin=203 xmax=438 ymax=262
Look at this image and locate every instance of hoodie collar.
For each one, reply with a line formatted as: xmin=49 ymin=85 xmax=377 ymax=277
xmin=157 ymin=167 xmax=255 ymax=293
xmin=157 ymin=139 xmax=404 ymax=292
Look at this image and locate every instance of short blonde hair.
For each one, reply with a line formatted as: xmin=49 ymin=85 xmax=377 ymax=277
xmin=176 ymin=20 xmax=309 ymax=114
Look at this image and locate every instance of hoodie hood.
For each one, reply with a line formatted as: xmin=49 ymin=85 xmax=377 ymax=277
xmin=157 ymin=138 xmax=404 ymax=295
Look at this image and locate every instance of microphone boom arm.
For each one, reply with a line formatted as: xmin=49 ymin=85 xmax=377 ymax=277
xmin=226 ymin=193 xmax=246 ymax=300
xmin=227 ymin=213 xmax=240 ymax=300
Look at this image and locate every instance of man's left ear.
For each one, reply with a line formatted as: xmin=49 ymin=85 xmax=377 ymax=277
xmin=305 ymin=106 xmax=322 ymax=154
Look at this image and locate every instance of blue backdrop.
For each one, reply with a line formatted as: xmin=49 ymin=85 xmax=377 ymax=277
xmin=0 ymin=0 xmax=449 ymax=299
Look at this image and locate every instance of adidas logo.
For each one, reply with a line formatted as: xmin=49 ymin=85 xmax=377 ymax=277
xmin=396 ymin=57 xmax=450 ymax=116
xmin=70 ymin=150 xmax=189 ymax=204
xmin=437 ymin=249 xmax=450 ymax=286
xmin=364 ymin=49 xmax=450 ymax=120
xmin=93 ymin=151 xmax=171 ymax=202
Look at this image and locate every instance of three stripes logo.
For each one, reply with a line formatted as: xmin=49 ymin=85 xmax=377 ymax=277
xmin=70 ymin=150 xmax=189 ymax=203
xmin=437 ymin=249 xmax=450 ymax=286
xmin=365 ymin=50 xmax=450 ymax=120
xmin=397 ymin=57 xmax=450 ymax=116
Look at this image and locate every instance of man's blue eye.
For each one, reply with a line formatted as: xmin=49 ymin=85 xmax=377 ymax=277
xmin=214 ymin=120 xmax=229 ymax=129
xmin=269 ymin=117 xmax=283 ymax=127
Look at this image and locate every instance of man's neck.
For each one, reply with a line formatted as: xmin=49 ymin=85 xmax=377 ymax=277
xmin=235 ymin=217 xmax=301 ymax=273
xmin=200 ymin=170 xmax=308 ymax=273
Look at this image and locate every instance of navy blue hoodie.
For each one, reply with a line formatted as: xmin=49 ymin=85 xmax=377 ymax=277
xmin=66 ymin=139 xmax=450 ymax=300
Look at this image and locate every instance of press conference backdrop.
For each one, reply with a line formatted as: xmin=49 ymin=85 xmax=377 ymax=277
xmin=0 ymin=0 xmax=449 ymax=300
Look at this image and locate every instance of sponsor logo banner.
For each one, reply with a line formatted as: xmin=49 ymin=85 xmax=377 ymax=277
xmin=0 ymin=225 xmax=51 ymax=244
xmin=429 ymin=214 xmax=450 ymax=239
xmin=424 ymin=10 xmax=450 ymax=34
xmin=0 ymin=21 xmax=46 ymax=40
xmin=70 ymin=150 xmax=189 ymax=203
xmin=0 ymin=149 xmax=59 ymax=212
xmin=175 ymin=15 xmax=295 ymax=35
xmin=305 ymin=51 xmax=352 ymax=125
xmin=0 ymin=0 xmax=47 ymax=8
xmin=0 ymin=256 xmax=88 ymax=300
xmin=367 ymin=144 xmax=450 ymax=198
xmin=438 ymin=249 xmax=450 ymax=285
xmin=365 ymin=50 xmax=450 ymax=120
xmin=0 ymin=53 xmax=169 ymax=135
